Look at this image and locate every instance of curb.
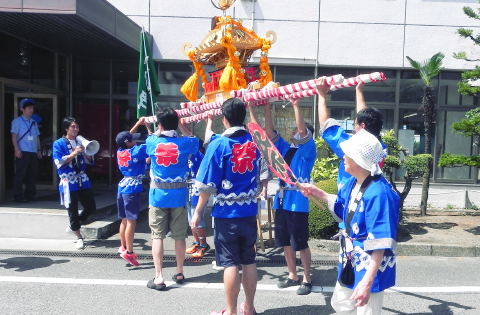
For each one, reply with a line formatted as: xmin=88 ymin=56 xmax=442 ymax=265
xmin=310 ymin=240 xmax=480 ymax=257
xmin=82 ymin=206 xmax=149 ymax=240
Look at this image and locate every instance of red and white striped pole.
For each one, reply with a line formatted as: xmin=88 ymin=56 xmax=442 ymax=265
xmin=244 ymin=74 xmax=344 ymax=102
xmin=145 ymin=99 xmax=268 ymax=124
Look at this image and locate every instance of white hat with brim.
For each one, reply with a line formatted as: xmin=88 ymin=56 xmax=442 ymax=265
xmin=339 ymin=129 xmax=386 ymax=176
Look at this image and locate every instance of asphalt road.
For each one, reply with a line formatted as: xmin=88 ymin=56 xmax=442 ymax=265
xmin=0 ymin=254 xmax=479 ymax=314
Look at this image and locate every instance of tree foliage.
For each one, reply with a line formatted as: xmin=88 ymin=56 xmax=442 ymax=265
xmin=455 ymin=1 xmax=480 ymax=95
xmin=381 ymin=130 xmax=429 ymax=214
xmin=438 ymin=108 xmax=480 ymax=168
xmin=406 ymin=52 xmax=445 ymax=87
xmin=405 ymin=53 xmax=444 ymax=215
xmin=310 ymin=137 xmax=340 ymax=182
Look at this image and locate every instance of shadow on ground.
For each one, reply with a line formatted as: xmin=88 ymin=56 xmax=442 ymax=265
xmin=383 ymin=291 xmax=475 ymax=314
xmin=0 ymin=256 xmax=69 ymax=272
xmin=261 ymin=302 xmax=334 ymax=314
xmin=465 ymin=226 xmax=480 ymax=235
xmin=397 ymin=222 xmax=458 ymax=242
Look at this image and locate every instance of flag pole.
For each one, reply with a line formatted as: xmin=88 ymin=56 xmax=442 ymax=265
xmin=141 ymin=26 xmax=157 ymax=130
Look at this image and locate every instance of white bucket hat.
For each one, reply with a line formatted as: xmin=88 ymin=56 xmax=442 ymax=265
xmin=339 ymin=129 xmax=386 ymax=176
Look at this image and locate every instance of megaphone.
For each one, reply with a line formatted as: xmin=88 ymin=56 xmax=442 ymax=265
xmin=76 ymin=135 xmax=100 ymax=156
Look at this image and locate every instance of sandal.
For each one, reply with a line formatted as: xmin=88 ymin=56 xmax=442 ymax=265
xmin=277 ymin=277 xmax=301 ymax=288
xmin=296 ymin=281 xmax=313 ymax=295
xmin=147 ymin=278 xmax=167 ymax=291
xmin=172 ymin=273 xmax=185 ymax=284
xmin=239 ymin=302 xmax=258 ymax=315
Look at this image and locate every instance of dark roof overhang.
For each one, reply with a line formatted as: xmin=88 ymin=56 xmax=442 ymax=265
xmin=0 ymin=0 xmax=150 ymax=59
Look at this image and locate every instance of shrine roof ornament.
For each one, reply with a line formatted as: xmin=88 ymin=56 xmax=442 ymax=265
xmin=181 ymin=17 xmax=276 ymax=70
xmin=210 ymin=0 xmax=237 ymax=11
xmin=180 ymin=6 xmax=276 ymax=101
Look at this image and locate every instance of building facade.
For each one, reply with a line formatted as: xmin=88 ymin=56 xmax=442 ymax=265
xmin=1 ymin=0 xmax=480 ymax=201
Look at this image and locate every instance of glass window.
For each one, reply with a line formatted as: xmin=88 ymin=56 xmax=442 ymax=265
xmin=113 ymin=61 xmax=138 ymax=95
xmin=396 ymin=108 xmax=436 ymax=179
xmin=435 ymin=110 xmax=473 ymax=180
xmin=400 ymin=71 xmax=438 ymax=104
xmin=379 ymin=109 xmax=395 ymax=132
xmin=398 ymin=108 xmax=435 ymax=155
xmin=329 ymin=107 xmax=356 ymax=133
xmin=439 ymin=71 xmax=477 ymax=106
xmin=156 ymin=96 xmax=191 ymax=117
xmin=31 ymin=45 xmax=54 ymax=88
xmin=272 ymin=102 xmax=314 ymax=139
xmin=158 ymin=62 xmax=194 ymax=96
xmin=318 ymin=68 xmax=357 ymax=103
xmin=0 ymin=32 xmax=31 ymax=82
xmin=73 ymin=98 xmax=111 ymax=185
xmin=359 ymin=69 xmax=396 ymax=103
xmin=275 ymin=66 xmax=315 ymax=86
xmin=73 ymin=60 xmax=110 ymax=94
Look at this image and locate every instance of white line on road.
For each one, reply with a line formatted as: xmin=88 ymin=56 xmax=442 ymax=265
xmin=1 ymin=276 xmax=479 ymax=293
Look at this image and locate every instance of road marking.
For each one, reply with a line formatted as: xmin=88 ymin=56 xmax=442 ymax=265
xmin=0 ymin=276 xmax=480 ymax=293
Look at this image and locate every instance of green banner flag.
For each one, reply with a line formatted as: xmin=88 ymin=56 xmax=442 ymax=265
xmin=137 ymin=29 xmax=161 ymax=118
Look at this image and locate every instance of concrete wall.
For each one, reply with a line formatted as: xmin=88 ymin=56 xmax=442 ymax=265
xmin=106 ymin=0 xmax=480 ymax=69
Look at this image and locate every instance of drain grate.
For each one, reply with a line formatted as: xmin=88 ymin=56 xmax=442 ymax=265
xmin=0 ymin=250 xmax=337 ymax=266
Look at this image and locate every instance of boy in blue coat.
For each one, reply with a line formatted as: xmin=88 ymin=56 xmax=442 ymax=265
xmin=248 ymin=98 xmax=316 ymax=295
xmin=115 ymin=116 xmax=150 ymax=266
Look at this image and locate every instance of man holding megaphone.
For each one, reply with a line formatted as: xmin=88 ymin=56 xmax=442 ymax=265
xmin=52 ymin=117 xmax=97 ymax=250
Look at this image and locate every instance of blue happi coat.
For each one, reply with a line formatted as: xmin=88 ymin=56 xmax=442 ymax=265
xmin=329 ymin=175 xmax=400 ymax=292
xmin=271 ymin=129 xmax=316 ymax=213
xmin=117 ymin=144 xmax=148 ymax=194
xmin=188 ymin=151 xmax=204 ymax=206
xmin=195 ymin=128 xmax=259 ymax=219
xmin=53 ymin=137 xmax=94 ymax=193
xmin=147 ymin=134 xmax=199 ymax=208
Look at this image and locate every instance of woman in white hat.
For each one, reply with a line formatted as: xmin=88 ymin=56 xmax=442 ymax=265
xmin=300 ymin=129 xmax=400 ymax=314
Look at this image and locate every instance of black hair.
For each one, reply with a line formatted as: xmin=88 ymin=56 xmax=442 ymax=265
xmin=305 ymin=122 xmax=314 ymax=135
xmin=62 ymin=117 xmax=79 ymax=135
xmin=356 ymin=107 xmax=383 ymax=136
xmin=156 ymin=107 xmax=179 ymax=131
xmin=198 ymin=139 xmax=205 ymax=154
xmin=221 ymin=98 xmax=246 ymax=127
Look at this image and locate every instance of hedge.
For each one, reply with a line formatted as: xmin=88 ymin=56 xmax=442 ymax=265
xmin=308 ymin=178 xmax=339 ymax=239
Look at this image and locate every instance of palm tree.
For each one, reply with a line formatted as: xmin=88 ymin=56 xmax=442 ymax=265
xmin=406 ymin=52 xmax=445 ymax=216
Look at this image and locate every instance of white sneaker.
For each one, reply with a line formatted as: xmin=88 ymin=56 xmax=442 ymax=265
xmin=212 ymin=261 xmax=224 ymax=271
xmin=76 ymin=238 xmax=85 ymax=250
xmin=66 ymin=226 xmax=74 ymax=235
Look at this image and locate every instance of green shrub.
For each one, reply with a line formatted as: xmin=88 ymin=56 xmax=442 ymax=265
xmin=310 ymin=138 xmax=340 ymax=182
xmin=308 ymin=178 xmax=339 ymax=239
xmin=403 ymin=154 xmax=431 ymax=178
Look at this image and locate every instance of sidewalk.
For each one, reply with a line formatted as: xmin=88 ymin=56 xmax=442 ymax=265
xmin=0 ymin=183 xmax=479 ymax=258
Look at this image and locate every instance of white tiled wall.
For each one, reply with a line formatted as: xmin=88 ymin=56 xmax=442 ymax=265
xmin=107 ymin=0 xmax=480 ymax=70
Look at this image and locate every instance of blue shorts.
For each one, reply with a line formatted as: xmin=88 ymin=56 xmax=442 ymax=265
xmin=187 ymin=202 xmax=206 ymax=229
xmin=117 ymin=193 xmax=141 ymax=220
xmin=274 ymin=209 xmax=309 ymax=251
xmin=214 ymin=216 xmax=257 ymax=267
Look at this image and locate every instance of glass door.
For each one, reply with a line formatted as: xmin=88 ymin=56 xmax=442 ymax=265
xmin=434 ymin=110 xmax=476 ymax=183
xmin=14 ymin=93 xmax=58 ymax=190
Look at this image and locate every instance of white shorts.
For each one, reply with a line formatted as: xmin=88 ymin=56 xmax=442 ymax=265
xmin=331 ymin=281 xmax=384 ymax=315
